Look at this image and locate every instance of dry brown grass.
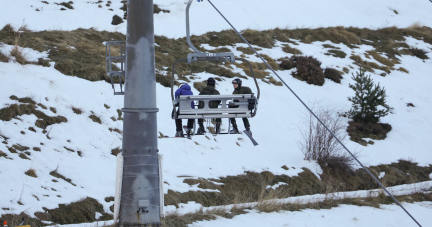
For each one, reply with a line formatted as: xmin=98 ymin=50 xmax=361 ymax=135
xmin=282 ymin=44 xmax=302 ymax=55
xmin=10 ymin=45 xmax=27 ymax=64
xmin=0 ymin=102 xmax=67 ymax=129
xmin=25 ymin=169 xmax=37 ymax=178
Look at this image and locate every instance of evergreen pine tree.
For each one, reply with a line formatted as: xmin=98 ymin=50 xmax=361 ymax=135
xmin=348 ymin=68 xmax=390 ymax=123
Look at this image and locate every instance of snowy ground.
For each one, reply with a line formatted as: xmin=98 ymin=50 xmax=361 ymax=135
xmin=189 ymin=202 xmax=432 ymax=227
xmin=1 ymin=0 xmax=432 ymax=226
xmin=1 ymin=0 xmax=432 ymax=38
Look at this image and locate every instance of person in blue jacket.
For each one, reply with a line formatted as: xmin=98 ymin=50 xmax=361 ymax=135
xmin=175 ymin=83 xmax=195 ymax=137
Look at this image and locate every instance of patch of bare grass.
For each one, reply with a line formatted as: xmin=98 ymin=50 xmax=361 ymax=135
xmin=34 ymin=197 xmax=112 ymax=224
xmin=89 ymin=113 xmax=101 ymax=124
xmin=0 ymin=102 xmax=67 ymax=129
xmin=50 ymin=169 xmax=76 ymax=186
xmin=111 ymin=147 xmax=121 ymax=156
xmin=25 ymin=169 xmax=37 ymax=178
xmin=282 ymin=44 xmax=302 ymax=55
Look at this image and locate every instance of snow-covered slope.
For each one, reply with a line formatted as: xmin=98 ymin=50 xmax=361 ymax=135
xmin=1 ymin=0 xmax=432 ymax=226
xmin=1 ymin=0 xmax=432 ymax=38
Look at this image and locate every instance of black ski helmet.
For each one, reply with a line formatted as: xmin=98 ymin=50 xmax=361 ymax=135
xmin=232 ymin=78 xmax=242 ymax=87
xmin=207 ymin=77 xmax=216 ymax=86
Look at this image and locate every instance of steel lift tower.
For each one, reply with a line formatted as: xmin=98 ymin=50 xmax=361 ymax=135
xmin=112 ymin=0 xmax=161 ymax=225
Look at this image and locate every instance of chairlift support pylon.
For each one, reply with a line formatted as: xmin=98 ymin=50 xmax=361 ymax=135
xmin=171 ymin=0 xmax=260 ymax=122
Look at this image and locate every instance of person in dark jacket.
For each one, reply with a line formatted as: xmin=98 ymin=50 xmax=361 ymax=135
xmin=174 ymin=83 xmax=195 ymax=137
xmin=197 ymin=77 xmax=221 ymax=134
xmin=230 ymin=78 xmax=253 ymax=135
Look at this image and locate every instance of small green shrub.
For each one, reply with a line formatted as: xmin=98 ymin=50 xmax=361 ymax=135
xmin=347 ymin=68 xmax=390 ymax=123
xmin=324 ymin=68 xmax=343 ymax=83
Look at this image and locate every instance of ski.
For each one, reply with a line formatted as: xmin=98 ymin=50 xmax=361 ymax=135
xmin=243 ymin=130 xmax=258 ymax=146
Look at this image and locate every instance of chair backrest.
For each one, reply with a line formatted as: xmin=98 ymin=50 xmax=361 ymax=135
xmin=176 ymin=94 xmax=256 ymax=119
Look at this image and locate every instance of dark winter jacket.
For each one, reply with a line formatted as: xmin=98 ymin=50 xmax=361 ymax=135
xmin=232 ymin=86 xmax=253 ymax=95
xmin=175 ymin=84 xmax=194 ymax=109
xmin=198 ymin=85 xmax=221 ymax=109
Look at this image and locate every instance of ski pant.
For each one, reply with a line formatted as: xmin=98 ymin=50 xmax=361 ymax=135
xmin=176 ymin=119 xmax=194 ymax=131
xmin=230 ymin=118 xmax=250 ymax=129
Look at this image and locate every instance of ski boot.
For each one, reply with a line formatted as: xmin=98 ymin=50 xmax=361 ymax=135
xmin=230 ymin=123 xmax=239 ymax=134
xmin=186 ymin=128 xmax=193 ymax=139
xmin=175 ymin=131 xmax=184 ymax=137
xmin=196 ymin=123 xmax=206 ymax=135
xmin=215 ymin=122 xmax=221 ymax=134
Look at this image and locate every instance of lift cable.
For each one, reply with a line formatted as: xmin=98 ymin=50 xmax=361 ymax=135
xmin=206 ymin=0 xmax=422 ymax=226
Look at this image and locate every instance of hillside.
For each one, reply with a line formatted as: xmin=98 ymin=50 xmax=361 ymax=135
xmin=1 ymin=1 xmax=432 ymax=227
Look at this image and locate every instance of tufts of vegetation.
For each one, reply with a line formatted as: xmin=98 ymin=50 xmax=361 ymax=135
xmin=34 ymin=197 xmax=112 ymax=224
xmin=72 ymin=107 xmax=82 ymax=114
xmin=19 ymin=153 xmax=30 ymax=160
xmin=10 ymin=95 xmax=36 ymax=104
xmin=290 ymin=56 xmax=325 ymax=86
xmin=401 ymin=47 xmax=429 ymax=60
xmin=109 ymin=128 xmax=122 ymax=134
xmin=193 ymin=80 xmax=208 ymax=93
xmin=116 ymin=109 xmax=123 ymax=120
xmin=10 ymin=46 xmax=27 ymax=64
xmin=154 ymin=4 xmax=170 ymax=14
xmin=111 ymin=15 xmax=123 ymax=25
xmin=111 ymin=147 xmax=121 ymax=156
xmin=37 ymin=103 xmax=47 ymax=109
xmin=103 ymin=104 xmax=110 ymax=109
xmin=1 ymin=100 xmax=67 ymax=129
xmin=0 ymin=213 xmax=45 ymax=227
xmin=50 ymin=170 xmax=76 ymax=186
xmin=324 ymin=68 xmax=343 ymax=83
xmin=325 ymin=49 xmax=347 ymax=58
xmin=28 ymin=127 xmax=36 ymax=132
xmin=89 ymin=114 xmax=101 ymax=124
xmin=58 ymin=2 xmax=74 ymax=10
xmin=33 ymin=147 xmax=41 ymax=152
xmin=282 ymin=44 xmax=302 ymax=55
xmin=236 ymin=46 xmax=261 ymax=55
xmin=25 ymin=169 xmax=37 ymax=178
xmin=0 ymin=150 xmax=7 ymax=158
xmin=0 ymin=51 xmax=9 ymax=62
xmin=104 ymin=196 xmax=114 ymax=203
xmin=50 ymin=107 xmax=57 ymax=113
xmin=347 ymin=121 xmax=392 ymax=146
xmin=38 ymin=57 xmax=51 ymax=67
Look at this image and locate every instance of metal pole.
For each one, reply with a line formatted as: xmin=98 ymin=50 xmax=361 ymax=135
xmin=120 ymin=0 xmax=160 ymax=225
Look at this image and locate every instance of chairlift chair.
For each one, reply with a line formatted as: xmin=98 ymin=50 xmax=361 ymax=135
xmin=171 ymin=0 xmax=260 ymax=134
